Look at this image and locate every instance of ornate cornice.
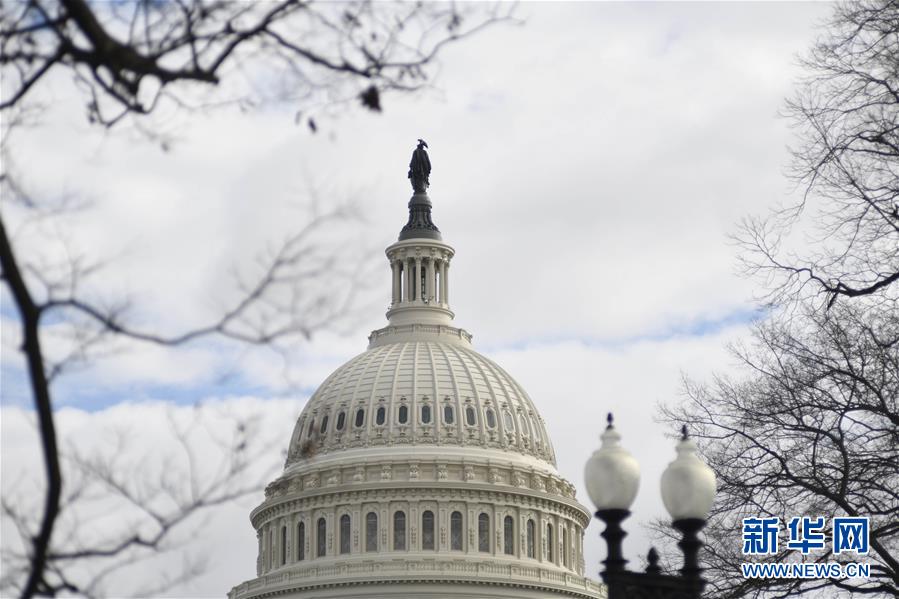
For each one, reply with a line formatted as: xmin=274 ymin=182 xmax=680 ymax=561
xmin=251 ymin=483 xmax=592 ymax=530
xmin=229 ymin=557 xmax=606 ymax=599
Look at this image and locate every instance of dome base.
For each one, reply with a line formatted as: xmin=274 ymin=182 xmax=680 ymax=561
xmin=368 ymin=322 xmax=471 ymax=348
xmin=229 ymin=557 xmax=605 ymax=599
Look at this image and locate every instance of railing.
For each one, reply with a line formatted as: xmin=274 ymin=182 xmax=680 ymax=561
xmin=368 ymin=324 xmax=473 ymax=344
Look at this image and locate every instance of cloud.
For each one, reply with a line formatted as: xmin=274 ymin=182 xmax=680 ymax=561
xmin=1 ymin=1 xmax=831 ymax=594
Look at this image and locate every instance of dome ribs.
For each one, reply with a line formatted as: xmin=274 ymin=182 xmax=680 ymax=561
xmin=388 ymin=342 xmax=410 ymax=442
xmin=287 ymin=341 xmax=559 ymax=463
xmin=367 ymin=343 xmax=401 ymax=444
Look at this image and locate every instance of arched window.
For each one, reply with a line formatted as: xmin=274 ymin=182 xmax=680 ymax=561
xmin=450 ymin=511 xmax=463 ymax=551
xmin=466 ymin=406 xmax=476 ymax=426
xmin=563 ymin=527 xmax=569 ymax=568
xmin=376 ymin=406 xmax=386 ymax=425
xmin=398 ymin=405 xmax=408 ymax=424
xmin=486 ymin=409 xmax=497 ymax=429
xmin=443 ymin=405 xmax=454 ymax=424
xmin=503 ymin=516 xmax=514 ymax=555
xmin=519 ymin=413 xmax=529 ymax=438
xmin=320 ymin=414 xmax=329 ymax=434
xmin=297 ymin=521 xmax=306 ymax=561
xmin=340 ymin=514 xmax=351 ymax=554
xmin=526 ymin=519 xmax=535 ymax=558
xmin=307 ymin=418 xmax=315 ymax=437
xmin=422 ymin=510 xmax=435 ymax=550
xmin=280 ymin=525 xmax=287 ymax=566
xmin=365 ymin=512 xmax=378 ymax=552
xmin=421 ymin=404 xmax=431 ymax=424
xmin=336 ymin=411 xmax=346 ymax=431
xmin=478 ymin=513 xmax=489 ymax=552
xmin=317 ymin=518 xmax=327 ymax=557
xmin=547 ymin=523 xmax=554 ymax=562
xmin=355 ymin=408 xmax=365 ymax=428
xmin=393 ymin=511 xmax=406 ymax=550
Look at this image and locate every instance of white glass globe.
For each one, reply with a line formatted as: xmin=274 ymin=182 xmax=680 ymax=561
xmin=584 ymin=417 xmax=640 ymax=511
xmin=660 ymin=430 xmax=716 ymax=520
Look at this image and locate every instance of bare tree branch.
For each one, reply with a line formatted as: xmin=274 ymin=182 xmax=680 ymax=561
xmin=736 ymin=0 xmax=899 ymax=310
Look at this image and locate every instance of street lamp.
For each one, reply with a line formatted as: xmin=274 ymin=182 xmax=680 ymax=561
xmin=584 ymin=414 xmax=716 ymax=599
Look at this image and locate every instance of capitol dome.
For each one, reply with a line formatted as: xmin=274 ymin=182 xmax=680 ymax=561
xmin=229 ymin=145 xmax=604 ymax=599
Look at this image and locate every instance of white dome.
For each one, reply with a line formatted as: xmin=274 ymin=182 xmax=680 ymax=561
xmin=229 ymin=178 xmax=603 ymax=599
xmin=285 ymin=335 xmax=556 ymax=469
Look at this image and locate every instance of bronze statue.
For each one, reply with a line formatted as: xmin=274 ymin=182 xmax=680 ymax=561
xmin=408 ymin=139 xmax=431 ymax=193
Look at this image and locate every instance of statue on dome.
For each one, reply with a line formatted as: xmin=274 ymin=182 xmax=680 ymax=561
xmin=408 ymin=138 xmax=431 ymax=193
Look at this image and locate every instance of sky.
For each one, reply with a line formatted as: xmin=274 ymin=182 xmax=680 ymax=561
xmin=1 ymin=2 xmax=834 ymax=596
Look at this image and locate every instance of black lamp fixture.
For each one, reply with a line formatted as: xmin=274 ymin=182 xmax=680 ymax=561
xmin=583 ymin=414 xmax=717 ymax=599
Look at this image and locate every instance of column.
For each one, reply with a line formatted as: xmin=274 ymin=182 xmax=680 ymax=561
xmin=406 ymin=258 xmax=413 ymax=302
xmin=256 ymin=531 xmax=263 ymax=575
xmin=426 ymin=258 xmax=435 ymax=302
xmin=391 ymin=260 xmax=400 ymax=305
xmin=414 ymin=257 xmax=422 ymax=302
xmin=443 ymin=261 xmax=450 ymax=305
xmin=438 ymin=259 xmax=446 ymax=304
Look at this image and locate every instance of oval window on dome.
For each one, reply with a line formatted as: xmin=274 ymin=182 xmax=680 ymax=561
xmin=485 ymin=409 xmax=496 ymax=429
xmin=443 ymin=405 xmax=454 ymax=424
xmin=376 ymin=406 xmax=386 ymax=425
xmin=320 ymin=415 xmax=329 ymax=435
xmin=307 ymin=418 xmax=315 ymax=437
xmin=355 ymin=408 xmax=365 ymax=428
xmin=336 ymin=411 xmax=345 ymax=431
xmin=398 ymin=405 xmax=408 ymax=424
xmin=503 ymin=410 xmax=514 ymax=430
xmin=465 ymin=406 xmax=476 ymax=426
xmin=421 ymin=404 xmax=431 ymax=424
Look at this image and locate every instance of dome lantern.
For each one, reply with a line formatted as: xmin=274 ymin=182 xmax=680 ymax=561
xmin=374 ymin=141 xmax=464 ymax=341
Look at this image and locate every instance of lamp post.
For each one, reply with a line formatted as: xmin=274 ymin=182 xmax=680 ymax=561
xmin=584 ymin=414 xmax=716 ymax=599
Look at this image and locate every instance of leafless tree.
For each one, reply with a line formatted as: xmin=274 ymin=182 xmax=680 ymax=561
xmin=0 ymin=2 xmax=512 ymax=596
xmin=1 ymin=0 xmax=513 ymax=127
xmin=0 ymin=159 xmax=365 ymax=597
xmin=2 ymin=405 xmax=283 ymax=597
xmin=660 ymin=304 xmax=898 ymax=598
xmin=656 ymin=3 xmax=899 ymax=597
xmin=738 ymin=0 xmax=899 ymax=310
